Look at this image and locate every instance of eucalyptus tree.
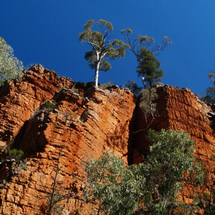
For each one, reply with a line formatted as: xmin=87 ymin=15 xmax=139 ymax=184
xmin=79 ymin=19 xmax=129 ymax=87
xmin=84 ymin=151 xmax=145 ymax=214
xmin=200 ymin=71 xmax=215 ymax=104
xmin=121 ymin=28 xmax=171 ymax=88
xmin=0 ymin=37 xmax=23 ymax=85
xmin=85 ymin=130 xmax=203 ymax=215
xmin=206 ymin=72 xmax=215 ymax=103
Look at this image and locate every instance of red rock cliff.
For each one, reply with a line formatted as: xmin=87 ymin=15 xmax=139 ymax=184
xmin=0 ymin=65 xmax=136 ymax=214
xmin=0 ymin=66 xmax=214 ymax=214
xmin=133 ymin=86 xmax=215 ymax=203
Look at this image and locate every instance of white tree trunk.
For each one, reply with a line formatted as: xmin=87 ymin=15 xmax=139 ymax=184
xmin=94 ymin=52 xmax=101 ymax=87
xmin=94 ymin=65 xmax=100 ymax=87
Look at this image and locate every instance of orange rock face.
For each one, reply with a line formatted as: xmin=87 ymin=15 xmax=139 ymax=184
xmin=133 ymin=86 xmax=215 ymax=203
xmin=0 ymin=66 xmax=214 ymax=214
xmin=0 ymin=65 xmax=136 ymax=214
xmin=0 ymin=64 xmax=72 ymax=142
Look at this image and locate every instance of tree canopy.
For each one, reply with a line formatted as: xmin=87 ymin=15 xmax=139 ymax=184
xmin=200 ymin=72 xmax=215 ymax=104
xmin=79 ymin=19 xmax=129 ymax=87
xmin=121 ymin=28 xmax=171 ymax=88
xmin=84 ymin=151 xmax=145 ymax=214
xmin=0 ymin=37 xmax=23 ymax=85
xmin=137 ymin=48 xmax=164 ymax=88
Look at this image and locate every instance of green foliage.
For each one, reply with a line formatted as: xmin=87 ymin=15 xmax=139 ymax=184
xmin=0 ymin=37 xmax=23 ymax=84
xmin=144 ymin=129 xmax=203 ymax=214
xmin=46 ymin=73 xmax=51 ymax=80
xmin=9 ymin=148 xmax=24 ymax=160
xmin=125 ymin=80 xmax=142 ymax=95
xmin=73 ymin=88 xmax=79 ymax=93
xmin=59 ymin=84 xmax=68 ymax=90
xmin=80 ymin=109 xmax=89 ymax=122
xmin=0 ymin=144 xmax=24 ymax=164
xmin=206 ymin=72 xmax=215 ymax=103
xmin=0 ymin=144 xmax=26 ymax=183
xmin=121 ymin=28 xmax=171 ymax=88
xmin=192 ymin=159 xmax=215 ymax=214
xmin=84 ymin=50 xmax=112 ymax=72
xmin=42 ymin=100 xmax=57 ymax=111
xmin=85 ymin=130 xmax=203 ymax=215
xmin=139 ymin=87 xmax=158 ymax=120
xmin=137 ymin=48 xmax=164 ymax=88
xmin=102 ymin=81 xmax=114 ymax=90
xmin=84 ymin=151 xmax=145 ymax=215
xmin=200 ymin=72 xmax=215 ymax=104
xmin=79 ymin=19 xmax=129 ymax=87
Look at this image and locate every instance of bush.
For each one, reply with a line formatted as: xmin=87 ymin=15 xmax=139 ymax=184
xmin=84 ymin=129 xmax=203 ymax=215
xmin=125 ymin=80 xmax=142 ymax=95
xmin=0 ymin=37 xmax=23 ymax=84
xmin=84 ymin=151 xmax=145 ymax=214
xmin=139 ymin=87 xmax=158 ymax=120
xmin=143 ymin=129 xmax=203 ymax=214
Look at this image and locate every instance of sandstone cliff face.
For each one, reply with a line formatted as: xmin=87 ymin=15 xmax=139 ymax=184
xmin=0 ymin=64 xmax=72 ymax=142
xmin=0 ymin=65 xmax=136 ymax=214
xmin=0 ymin=65 xmax=215 ymax=214
xmin=133 ymin=86 xmax=215 ymax=202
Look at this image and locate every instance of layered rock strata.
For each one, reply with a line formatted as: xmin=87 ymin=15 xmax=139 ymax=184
xmin=0 ymin=65 xmax=136 ymax=214
xmin=133 ymin=86 xmax=215 ymax=203
xmin=0 ymin=65 xmax=215 ymax=214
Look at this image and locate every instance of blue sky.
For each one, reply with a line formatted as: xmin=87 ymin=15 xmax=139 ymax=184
xmin=1 ymin=0 xmax=215 ymax=95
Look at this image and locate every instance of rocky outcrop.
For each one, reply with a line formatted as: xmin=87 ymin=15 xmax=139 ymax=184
xmin=0 ymin=65 xmax=136 ymax=214
xmin=133 ymin=86 xmax=215 ymax=203
xmin=0 ymin=65 xmax=215 ymax=214
xmin=0 ymin=64 xmax=73 ymax=142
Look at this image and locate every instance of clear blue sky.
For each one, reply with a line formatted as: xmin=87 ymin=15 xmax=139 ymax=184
xmin=1 ymin=0 xmax=215 ymax=95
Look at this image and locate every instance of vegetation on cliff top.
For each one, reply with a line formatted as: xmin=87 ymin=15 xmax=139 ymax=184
xmin=79 ymin=19 xmax=129 ymax=87
xmin=80 ymin=19 xmax=171 ymax=89
xmin=201 ymin=72 xmax=215 ymax=105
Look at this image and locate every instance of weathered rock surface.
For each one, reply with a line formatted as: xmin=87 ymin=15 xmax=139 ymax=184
xmin=0 ymin=64 xmax=72 ymax=142
xmin=0 ymin=65 xmax=136 ymax=214
xmin=0 ymin=65 xmax=215 ymax=214
xmin=133 ymin=86 xmax=215 ymax=203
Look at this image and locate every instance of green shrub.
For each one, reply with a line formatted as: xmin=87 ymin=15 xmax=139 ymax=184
xmin=143 ymin=129 xmax=203 ymax=214
xmin=0 ymin=37 xmax=23 ymax=84
xmin=43 ymin=100 xmax=57 ymax=111
xmin=139 ymin=87 xmax=158 ymax=120
xmin=102 ymin=81 xmax=114 ymax=90
xmin=125 ymin=80 xmax=142 ymax=95
xmin=84 ymin=151 xmax=145 ymax=214
xmin=84 ymin=129 xmax=203 ymax=215
xmin=73 ymin=88 xmax=79 ymax=93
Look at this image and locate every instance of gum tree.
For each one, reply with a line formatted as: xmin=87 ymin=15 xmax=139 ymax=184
xmin=84 ymin=130 xmax=203 ymax=215
xmin=0 ymin=37 xmax=23 ymax=85
xmin=79 ymin=19 xmax=129 ymax=87
xmin=84 ymin=151 xmax=145 ymax=214
xmin=203 ymin=72 xmax=215 ymax=104
xmin=121 ymin=28 xmax=171 ymax=88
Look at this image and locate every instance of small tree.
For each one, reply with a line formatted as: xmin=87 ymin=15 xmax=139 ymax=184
xmin=121 ymin=28 xmax=171 ymax=88
xmin=124 ymin=80 xmax=142 ymax=95
xmin=0 ymin=37 xmax=23 ymax=85
xmin=85 ymin=130 xmax=203 ymax=215
xmin=137 ymin=48 xmax=164 ymax=88
xmin=143 ymin=129 xmax=203 ymax=214
xmin=201 ymin=72 xmax=215 ymax=104
xmin=84 ymin=151 xmax=145 ymax=215
xmin=79 ymin=19 xmax=129 ymax=87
